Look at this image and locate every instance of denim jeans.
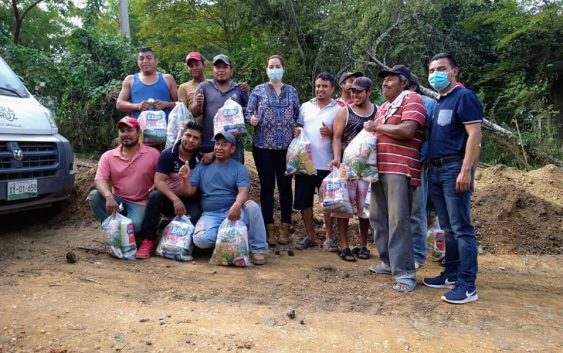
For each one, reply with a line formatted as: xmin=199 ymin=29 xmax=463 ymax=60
xmin=192 ymin=200 xmax=268 ymax=253
xmin=410 ymin=167 xmax=428 ymax=264
xmin=428 ymin=160 xmax=478 ymax=288
xmin=88 ymin=189 xmax=146 ymax=234
xmin=140 ymin=190 xmax=202 ymax=241
xmin=232 ymin=138 xmax=245 ymax=165
xmin=370 ymin=174 xmax=416 ymax=282
xmin=252 ymin=146 xmax=293 ymax=224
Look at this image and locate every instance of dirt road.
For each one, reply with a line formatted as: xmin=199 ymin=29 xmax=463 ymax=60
xmin=0 ymin=220 xmax=561 ymax=353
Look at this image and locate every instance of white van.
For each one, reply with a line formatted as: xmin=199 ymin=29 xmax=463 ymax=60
xmin=0 ymin=55 xmax=74 ymax=215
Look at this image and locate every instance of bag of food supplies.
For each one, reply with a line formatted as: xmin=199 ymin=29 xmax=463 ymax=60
xmin=320 ymin=165 xmax=353 ymax=214
xmin=213 ymin=98 xmax=246 ymax=136
xmin=166 ymin=102 xmax=194 ymax=148
xmin=101 ymin=213 xmax=137 ymax=260
xmin=285 ymin=128 xmax=316 ymax=176
xmin=209 ymin=219 xmax=251 ymax=267
xmin=156 ymin=215 xmax=195 ymax=262
xmin=342 ymin=129 xmax=378 ymax=182
xmin=138 ymin=109 xmax=167 ymax=145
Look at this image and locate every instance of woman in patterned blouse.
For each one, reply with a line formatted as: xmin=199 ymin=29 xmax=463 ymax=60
xmin=245 ymin=55 xmax=300 ymax=246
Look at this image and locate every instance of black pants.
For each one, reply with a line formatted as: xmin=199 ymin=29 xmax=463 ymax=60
xmin=140 ymin=190 xmax=202 ymax=241
xmin=252 ymin=146 xmax=293 ymax=224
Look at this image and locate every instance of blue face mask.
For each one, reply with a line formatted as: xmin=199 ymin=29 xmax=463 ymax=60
xmin=267 ymin=68 xmax=284 ymax=82
xmin=428 ymin=71 xmax=450 ymax=91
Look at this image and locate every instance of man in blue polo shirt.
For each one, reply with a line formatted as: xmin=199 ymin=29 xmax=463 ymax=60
xmin=422 ymin=53 xmax=483 ymax=304
xmin=189 ymin=54 xmax=248 ymax=164
xmin=135 ymin=121 xmax=203 ymax=259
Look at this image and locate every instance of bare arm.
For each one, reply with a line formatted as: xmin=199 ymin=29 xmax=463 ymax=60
xmin=94 ymin=179 xmax=118 ymax=214
xmin=456 ymin=123 xmax=482 ymax=192
xmin=154 ymin=172 xmax=186 ymax=215
xmin=227 ymin=187 xmax=249 ymax=221
xmin=189 ymin=87 xmax=204 ymax=117
xmin=329 ymin=107 xmax=347 ymax=167
xmin=376 ymin=120 xmax=420 ymax=140
xmin=154 ymin=74 xmax=178 ymax=110
xmin=116 ymin=76 xmax=145 ymax=113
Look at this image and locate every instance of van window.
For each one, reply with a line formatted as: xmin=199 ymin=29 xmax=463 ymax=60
xmin=0 ymin=57 xmax=29 ymax=98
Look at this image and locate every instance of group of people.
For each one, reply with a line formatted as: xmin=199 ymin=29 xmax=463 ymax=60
xmin=88 ymin=47 xmax=483 ymax=304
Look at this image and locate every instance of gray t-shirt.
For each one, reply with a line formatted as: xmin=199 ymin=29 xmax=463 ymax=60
xmin=194 ymin=80 xmax=249 ymax=153
xmin=189 ymin=159 xmax=250 ymax=212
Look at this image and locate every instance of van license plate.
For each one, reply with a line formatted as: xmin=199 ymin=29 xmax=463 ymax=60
xmin=7 ymin=180 xmax=38 ymax=201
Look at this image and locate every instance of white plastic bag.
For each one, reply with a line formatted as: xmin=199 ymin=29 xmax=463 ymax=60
xmin=166 ymin=102 xmax=194 ymax=148
xmin=156 ymin=215 xmax=195 ymax=262
xmin=101 ymin=213 xmax=137 ymax=260
xmin=285 ymin=128 xmax=316 ymax=176
xmin=320 ymin=165 xmax=353 ymax=214
xmin=209 ymin=219 xmax=252 ymax=267
xmin=342 ymin=129 xmax=378 ymax=182
xmin=213 ymin=98 xmax=246 ymax=136
xmin=363 ymin=185 xmax=371 ymax=218
xmin=138 ymin=110 xmax=167 ymax=145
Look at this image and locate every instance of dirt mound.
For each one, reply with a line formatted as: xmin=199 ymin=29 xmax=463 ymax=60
xmin=473 ymin=164 xmax=562 ymax=255
xmin=62 ymin=154 xmax=562 ymax=255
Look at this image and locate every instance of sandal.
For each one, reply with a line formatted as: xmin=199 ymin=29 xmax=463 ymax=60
xmin=352 ymin=246 xmax=370 ymax=260
xmin=368 ymin=262 xmax=391 ymax=275
xmin=323 ymin=239 xmax=339 ymax=252
xmin=296 ymin=238 xmax=318 ymax=250
xmin=392 ymin=280 xmax=416 ymax=293
xmin=337 ymin=247 xmax=356 ymax=262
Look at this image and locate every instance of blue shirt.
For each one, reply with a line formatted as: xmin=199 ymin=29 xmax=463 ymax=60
xmin=427 ymin=86 xmax=484 ymax=160
xmin=189 ymin=159 xmax=250 ymax=212
xmin=419 ymin=95 xmax=437 ymax=161
xmin=194 ymin=80 xmax=249 ymax=153
xmin=245 ymin=83 xmax=300 ymax=150
xmin=130 ymin=73 xmax=173 ymax=119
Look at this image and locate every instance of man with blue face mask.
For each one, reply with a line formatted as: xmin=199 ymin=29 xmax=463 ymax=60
xmin=422 ymin=53 xmax=483 ymax=304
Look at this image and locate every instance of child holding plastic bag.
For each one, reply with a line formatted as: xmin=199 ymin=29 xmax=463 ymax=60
xmin=342 ymin=129 xmax=378 ymax=182
xmin=213 ymin=98 xmax=247 ymax=136
xmin=209 ymin=219 xmax=252 ymax=267
xmin=285 ymin=128 xmax=316 ymax=176
xmin=102 ymin=213 xmax=137 ymax=260
xmin=320 ymin=165 xmax=353 ymax=214
xmin=166 ymin=102 xmax=194 ymax=148
xmin=156 ymin=215 xmax=195 ymax=262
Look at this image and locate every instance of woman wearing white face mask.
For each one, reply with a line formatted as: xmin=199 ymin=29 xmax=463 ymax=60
xmin=245 ymin=55 xmax=300 ymax=246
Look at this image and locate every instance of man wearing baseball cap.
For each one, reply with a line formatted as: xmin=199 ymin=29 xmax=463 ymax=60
xmin=336 ymin=71 xmax=363 ymax=107
xmin=178 ymin=52 xmax=207 ymax=123
xmin=189 ymin=54 xmax=249 ymax=164
xmin=179 ymin=131 xmax=268 ymax=265
xmin=364 ymin=64 xmax=426 ymax=293
xmin=88 ymin=117 xmax=160 ymax=234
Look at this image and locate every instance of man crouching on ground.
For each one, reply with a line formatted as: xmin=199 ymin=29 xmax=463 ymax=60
xmin=178 ymin=131 xmax=268 ymax=264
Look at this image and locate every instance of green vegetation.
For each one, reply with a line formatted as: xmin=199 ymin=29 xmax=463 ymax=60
xmin=1 ymin=0 xmax=561 ymax=167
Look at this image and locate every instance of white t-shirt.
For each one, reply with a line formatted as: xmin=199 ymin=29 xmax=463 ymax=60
xmin=298 ymin=99 xmax=341 ymax=171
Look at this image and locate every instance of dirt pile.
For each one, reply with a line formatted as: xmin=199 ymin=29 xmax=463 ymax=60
xmin=62 ymin=154 xmax=562 ymax=255
xmin=473 ymin=164 xmax=562 ymax=255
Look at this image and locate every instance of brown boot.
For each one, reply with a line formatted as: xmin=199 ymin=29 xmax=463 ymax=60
xmin=278 ymin=223 xmax=290 ymax=245
xmin=266 ymin=224 xmax=277 ymax=246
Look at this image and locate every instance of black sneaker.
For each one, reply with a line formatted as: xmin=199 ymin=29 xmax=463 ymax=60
xmin=422 ymin=273 xmax=456 ymax=288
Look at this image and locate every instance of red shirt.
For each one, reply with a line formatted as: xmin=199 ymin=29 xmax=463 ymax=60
xmin=95 ymin=144 xmax=160 ymax=205
xmin=374 ymin=92 xmax=426 ymax=186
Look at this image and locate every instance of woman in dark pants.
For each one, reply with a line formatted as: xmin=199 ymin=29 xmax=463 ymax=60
xmin=245 ymin=55 xmax=300 ymax=245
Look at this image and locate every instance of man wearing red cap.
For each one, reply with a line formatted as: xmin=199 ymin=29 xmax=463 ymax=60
xmin=88 ymin=117 xmax=160 ymax=233
xmin=178 ymin=52 xmax=207 ymax=123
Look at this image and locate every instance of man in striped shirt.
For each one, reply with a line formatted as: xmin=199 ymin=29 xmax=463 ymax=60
xmin=364 ymin=65 xmax=426 ymax=293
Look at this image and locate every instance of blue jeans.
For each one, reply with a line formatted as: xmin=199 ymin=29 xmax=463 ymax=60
xmin=88 ymin=190 xmax=146 ymax=234
xmin=428 ymin=161 xmax=478 ymax=288
xmin=192 ymin=200 xmax=268 ymax=253
xmin=411 ymin=167 xmax=428 ymax=264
